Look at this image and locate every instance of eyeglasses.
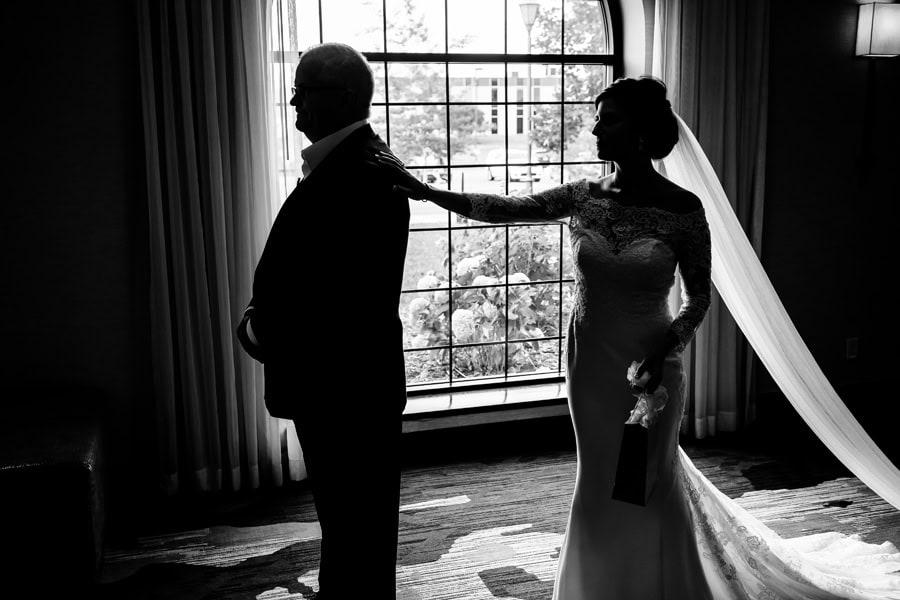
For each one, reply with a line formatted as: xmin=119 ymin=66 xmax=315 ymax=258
xmin=291 ymin=83 xmax=347 ymax=97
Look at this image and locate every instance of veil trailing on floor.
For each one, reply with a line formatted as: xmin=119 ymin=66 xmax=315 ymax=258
xmin=660 ymin=115 xmax=900 ymax=599
xmin=660 ymin=115 xmax=900 ymax=511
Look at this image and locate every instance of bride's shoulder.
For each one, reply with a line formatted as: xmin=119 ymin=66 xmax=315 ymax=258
xmin=585 ymin=175 xmax=615 ymax=197
xmin=659 ymin=181 xmax=703 ymax=215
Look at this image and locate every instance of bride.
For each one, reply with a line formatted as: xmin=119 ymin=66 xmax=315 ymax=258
xmin=373 ymin=76 xmax=900 ymax=599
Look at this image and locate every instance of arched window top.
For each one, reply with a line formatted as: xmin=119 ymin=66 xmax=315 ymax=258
xmin=271 ymin=0 xmax=614 ymax=59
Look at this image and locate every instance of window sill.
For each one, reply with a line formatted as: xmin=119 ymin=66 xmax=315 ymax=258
xmin=402 ymin=380 xmax=569 ymax=433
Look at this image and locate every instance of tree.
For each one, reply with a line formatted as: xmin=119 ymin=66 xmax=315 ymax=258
xmin=377 ymin=0 xmax=489 ymax=165
xmin=528 ymin=1 xmax=611 ymax=157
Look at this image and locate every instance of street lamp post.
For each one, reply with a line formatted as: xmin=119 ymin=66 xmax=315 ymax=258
xmin=520 ymin=2 xmax=540 ymax=194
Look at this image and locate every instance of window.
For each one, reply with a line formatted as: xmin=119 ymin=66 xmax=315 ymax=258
xmin=270 ymin=0 xmax=616 ymax=392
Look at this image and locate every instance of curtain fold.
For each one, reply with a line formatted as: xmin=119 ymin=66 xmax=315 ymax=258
xmin=651 ymin=0 xmax=770 ymax=437
xmin=137 ymin=0 xmax=304 ymax=494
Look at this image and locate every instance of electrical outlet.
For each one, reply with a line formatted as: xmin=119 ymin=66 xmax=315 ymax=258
xmin=846 ymin=337 xmax=859 ymax=359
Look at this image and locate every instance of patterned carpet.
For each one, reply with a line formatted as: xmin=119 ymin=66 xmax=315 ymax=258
xmin=95 ymin=421 xmax=900 ymax=599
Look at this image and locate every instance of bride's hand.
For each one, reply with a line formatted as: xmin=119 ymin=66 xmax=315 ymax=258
xmin=633 ymin=353 xmax=665 ymax=394
xmin=367 ymin=149 xmax=431 ymax=200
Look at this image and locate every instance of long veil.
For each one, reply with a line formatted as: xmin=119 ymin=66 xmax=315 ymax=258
xmin=660 ymin=114 xmax=900 ymax=511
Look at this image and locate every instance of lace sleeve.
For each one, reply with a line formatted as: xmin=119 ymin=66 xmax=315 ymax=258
xmin=467 ymin=181 xmax=579 ymax=224
xmin=670 ymin=209 xmax=712 ymax=352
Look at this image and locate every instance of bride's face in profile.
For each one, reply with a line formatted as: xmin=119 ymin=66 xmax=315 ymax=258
xmin=592 ymin=98 xmax=636 ymax=161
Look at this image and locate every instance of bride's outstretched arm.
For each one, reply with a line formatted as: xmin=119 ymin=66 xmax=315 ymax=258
xmin=369 ymin=149 xmax=576 ymax=224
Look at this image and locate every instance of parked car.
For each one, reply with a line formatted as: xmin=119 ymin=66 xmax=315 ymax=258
xmin=485 ymin=148 xmax=544 ymax=182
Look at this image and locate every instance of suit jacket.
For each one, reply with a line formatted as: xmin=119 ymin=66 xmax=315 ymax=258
xmin=238 ymin=124 xmax=410 ymax=419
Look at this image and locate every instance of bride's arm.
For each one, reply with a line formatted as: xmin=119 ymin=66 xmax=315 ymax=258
xmin=635 ymin=207 xmax=711 ymax=393
xmin=670 ymin=209 xmax=712 ymax=350
xmin=425 ymin=183 xmax=578 ymax=224
xmin=371 ymin=149 xmax=577 ymax=223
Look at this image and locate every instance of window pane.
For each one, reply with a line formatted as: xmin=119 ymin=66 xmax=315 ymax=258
xmin=515 ymin=103 xmax=561 ymax=164
xmin=564 ymin=64 xmax=611 ymax=102
xmin=451 ymin=227 xmax=507 ymax=282
xmin=452 ymin=344 xmax=507 ymax=380
xmin=409 ymin=191 xmax=451 ymax=230
xmin=508 ymin=282 xmax=562 ymax=340
xmin=371 ymin=62 xmax=386 ymax=103
xmin=270 ymin=0 xmax=319 ymax=52
xmin=564 ymin=0 xmax=610 ymax=55
xmin=388 ymin=63 xmax=447 ymax=103
xmin=508 ymin=63 xmax=562 ymax=102
xmin=404 ymin=230 xmax=450 ymax=289
xmin=451 ymin=286 xmax=507 ymax=343
xmin=386 ymin=0 xmax=446 ymax=53
xmin=447 ymin=166 xmax=506 ymax=197
xmin=562 ymin=232 xmax=574 ymax=279
xmin=405 ymin=348 xmax=450 ymax=384
xmin=508 ymin=225 xmax=562 ymax=283
xmin=448 ymin=105 xmax=495 ymax=166
xmin=449 ymin=63 xmax=507 ymax=103
xmin=564 ymin=103 xmax=601 ymax=161
xmin=508 ymin=0 xmax=563 ymax=55
xmin=388 ymin=105 xmax=448 ymax=165
xmin=369 ymin=104 xmax=388 ymax=139
xmin=321 ymin=0 xmax=384 ymax=52
xmin=508 ymin=339 xmax=561 ymax=375
xmin=564 ymin=162 xmax=609 ymax=182
xmin=448 ymin=0 xmax=505 ymax=53
xmin=401 ymin=290 xmax=450 ymax=349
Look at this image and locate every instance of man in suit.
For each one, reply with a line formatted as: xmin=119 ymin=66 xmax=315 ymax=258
xmin=237 ymin=42 xmax=409 ymax=599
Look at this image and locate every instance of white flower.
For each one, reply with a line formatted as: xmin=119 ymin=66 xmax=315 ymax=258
xmin=472 ymin=275 xmax=499 ymax=287
xmin=507 ymin=272 xmax=530 ymax=284
xmin=625 ymin=386 xmax=669 ymax=428
xmin=407 ymin=297 xmax=431 ymax=319
xmin=433 ymin=290 xmax=449 ymax=304
xmin=410 ymin=334 xmax=430 ymax=348
xmin=455 ymin=256 xmax=484 ymax=278
xmin=417 ymin=272 xmax=440 ymax=289
xmin=451 ymin=308 xmax=477 ymax=341
xmin=626 ymin=360 xmax=651 ymax=390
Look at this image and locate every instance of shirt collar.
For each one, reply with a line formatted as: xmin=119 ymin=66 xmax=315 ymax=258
xmin=300 ymin=119 xmax=368 ymax=178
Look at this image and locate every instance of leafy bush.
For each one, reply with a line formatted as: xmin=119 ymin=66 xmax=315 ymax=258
xmin=403 ymin=222 xmax=572 ymax=384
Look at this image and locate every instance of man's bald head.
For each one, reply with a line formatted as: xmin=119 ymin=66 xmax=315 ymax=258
xmin=298 ymin=42 xmax=374 ymax=119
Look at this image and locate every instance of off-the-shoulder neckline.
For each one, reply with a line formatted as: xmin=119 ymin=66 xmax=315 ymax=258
xmin=577 ymin=178 xmax=705 ymax=216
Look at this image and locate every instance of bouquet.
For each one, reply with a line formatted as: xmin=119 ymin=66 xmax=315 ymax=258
xmin=624 ymin=361 xmax=669 ymax=428
xmin=612 ymin=361 xmax=668 ymax=506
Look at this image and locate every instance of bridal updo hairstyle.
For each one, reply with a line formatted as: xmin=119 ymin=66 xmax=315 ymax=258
xmin=595 ymin=76 xmax=678 ymax=160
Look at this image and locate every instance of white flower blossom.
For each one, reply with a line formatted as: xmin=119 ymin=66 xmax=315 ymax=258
xmin=407 ymin=297 xmax=431 ymax=320
xmin=433 ymin=290 xmax=450 ymax=305
xmin=410 ymin=334 xmax=430 ymax=348
xmin=451 ymin=308 xmax=477 ymax=341
xmin=455 ymin=256 xmax=485 ymax=278
xmin=417 ymin=273 xmax=440 ymax=290
xmin=507 ymin=272 xmax=530 ymax=284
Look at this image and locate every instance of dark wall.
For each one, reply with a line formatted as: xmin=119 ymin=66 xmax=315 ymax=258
xmin=758 ymin=0 xmax=899 ymax=454
xmin=3 ymin=1 xmax=154 ymax=524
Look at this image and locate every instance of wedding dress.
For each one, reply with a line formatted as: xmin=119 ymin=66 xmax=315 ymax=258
xmin=466 ymin=166 xmax=900 ymax=598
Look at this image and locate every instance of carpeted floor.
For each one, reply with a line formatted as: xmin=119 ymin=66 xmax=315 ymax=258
xmin=94 ymin=417 xmax=900 ymax=599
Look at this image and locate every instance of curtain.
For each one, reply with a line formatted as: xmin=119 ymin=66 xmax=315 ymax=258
xmin=651 ymin=0 xmax=770 ymax=438
xmin=136 ymin=0 xmax=305 ymax=494
xmin=661 ymin=115 xmax=900 ymax=511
